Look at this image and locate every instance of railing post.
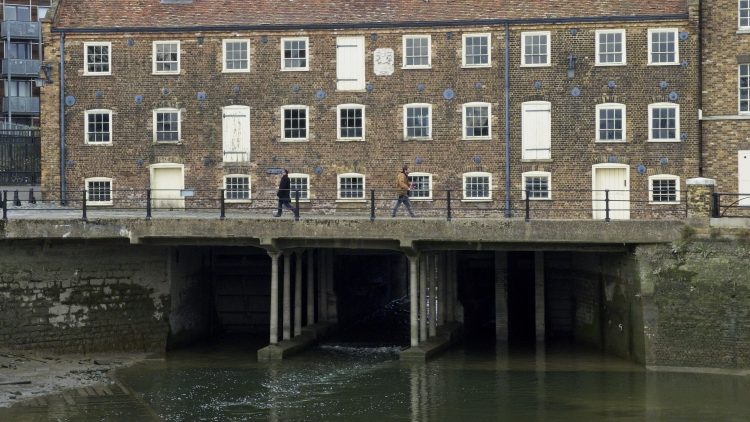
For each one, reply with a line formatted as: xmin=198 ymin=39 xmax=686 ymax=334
xmin=711 ymin=193 xmax=720 ymax=218
xmin=604 ymin=189 xmax=610 ymax=222
xmin=525 ymin=189 xmax=530 ymax=222
xmin=146 ymin=188 xmax=152 ymax=219
xmin=219 ymin=189 xmax=226 ymax=220
xmin=446 ymin=189 xmax=452 ymax=221
xmin=294 ymin=189 xmax=300 ymax=221
xmin=28 ymin=188 xmax=35 ymax=204
xmin=369 ymin=189 xmax=375 ymax=221
xmin=13 ymin=190 xmax=20 ymax=206
xmin=81 ymin=189 xmax=88 ymax=221
xmin=2 ymin=191 xmax=7 ymax=221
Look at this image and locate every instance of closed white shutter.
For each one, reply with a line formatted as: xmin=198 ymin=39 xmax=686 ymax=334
xmin=522 ymin=101 xmax=551 ymax=160
xmin=222 ymin=105 xmax=250 ymax=163
xmin=740 ymin=151 xmax=750 ymax=206
xmin=337 ymin=36 xmax=365 ymax=91
xmin=592 ymin=166 xmax=630 ymax=220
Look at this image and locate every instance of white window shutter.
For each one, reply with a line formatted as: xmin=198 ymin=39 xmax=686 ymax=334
xmin=222 ymin=106 xmax=250 ymax=163
xmin=337 ymin=37 xmax=365 ymax=91
xmin=522 ymin=102 xmax=551 ymax=160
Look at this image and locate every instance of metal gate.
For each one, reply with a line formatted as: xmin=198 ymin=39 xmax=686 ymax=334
xmin=0 ymin=128 xmax=40 ymax=185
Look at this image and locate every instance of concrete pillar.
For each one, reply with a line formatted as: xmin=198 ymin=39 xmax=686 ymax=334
xmin=268 ymin=251 xmax=280 ymax=345
xmin=437 ymin=253 xmax=446 ymax=327
xmin=429 ymin=253 xmax=437 ymax=338
xmin=283 ymin=252 xmax=291 ymax=341
xmin=409 ymin=254 xmax=419 ymax=347
xmin=294 ymin=250 xmax=303 ymax=336
xmin=419 ymin=254 xmax=428 ymax=342
xmin=306 ymin=250 xmax=315 ymax=326
xmin=326 ymin=250 xmax=338 ymax=322
xmin=318 ymin=249 xmax=327 ymax=321
xmin=534 ymin=251 xmax=545 ymax=344
xmin=446 ymin=251 xmax=455 ymax=323
xmin=495 ymin=251 xmax=509 ymax=343
xmin=686 ymin=177 xmax=717 ymax=218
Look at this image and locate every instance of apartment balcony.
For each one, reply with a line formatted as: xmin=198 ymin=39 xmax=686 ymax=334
xmin=1 ymin=21 xmax=41 ymax=39
xmin=2 ymin=97 xmax=40 ymax=115
xmin=1 ymin=59 xmax=40 ymax=77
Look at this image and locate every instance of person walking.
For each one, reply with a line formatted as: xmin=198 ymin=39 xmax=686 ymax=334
xmin=392 ymin=165 xmax=416 ymax=217
xmin=274 ymin=169 xmax=297 ymax=217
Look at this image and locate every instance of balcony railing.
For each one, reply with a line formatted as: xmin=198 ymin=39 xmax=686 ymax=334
xmin=711 ymin=192 xmax=750 ymax=218
xmin=1 ymin=58 xmax=41 ymax=77
xmin=1 ymin=21 xmax=41 ymax=39
xmin=2 ymin=97 xmax=40 ymax=114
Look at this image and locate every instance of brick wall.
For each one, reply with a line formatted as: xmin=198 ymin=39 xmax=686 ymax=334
xmin=0 ymin=241 xmax=170 ymax=353
xmin=41 ymin=17 xmax=699 ymax=219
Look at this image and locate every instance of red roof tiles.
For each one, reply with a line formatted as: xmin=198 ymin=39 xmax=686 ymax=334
xmin=54 ymin=0 xmax=689 ymax=30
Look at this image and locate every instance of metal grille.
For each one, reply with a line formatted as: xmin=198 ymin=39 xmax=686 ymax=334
xmin=0 ymin=128 xmax=40 ymax=185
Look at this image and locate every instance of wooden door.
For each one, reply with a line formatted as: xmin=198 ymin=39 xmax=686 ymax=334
xmin=593 ymin=166 xmax=629 ymax=220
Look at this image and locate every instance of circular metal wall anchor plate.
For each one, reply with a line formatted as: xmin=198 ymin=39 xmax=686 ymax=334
xmin=64 ymin=95 xmax=76 ymax=106
xmin=571 ymin=87 xmax=581 ymax=97
xmin=443 ymin=88 xmax=455 ymax=100
xmin=315 ymin=89 xmax=326 ymax=100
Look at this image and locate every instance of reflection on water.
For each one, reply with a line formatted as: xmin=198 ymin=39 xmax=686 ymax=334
xmin=3 ymin=342 xmax=750 ymax=421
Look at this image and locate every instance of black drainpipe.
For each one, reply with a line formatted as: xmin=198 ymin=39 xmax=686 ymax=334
xmin=504 ymin=23 xmax=511 ymax=217
xmin=59 ymin=32 xmax=66 ymax=204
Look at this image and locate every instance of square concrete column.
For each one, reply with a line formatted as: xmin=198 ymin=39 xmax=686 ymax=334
xmin=535 ymin=251 xmax=545 ymax=344
xmin=409 ymin=254 xmax=419 ymax=347
xmin=268 ymin=251 xmax=280 ymax=345
xmin=446 ymin=251 xmax=455 ymax=323
xmin=437 ymin=253 xmax=446 ymax=327
xmin=326 ymin=250 xmax=338 ymax=322
xmin=318 ymin=249 xmax=328 ymax=321
xmin=283 ymin=252 xmax=291 ymax=341
xmin=294 ymin=250 xmax=303 ymax=337
xmin=306 ymin=250 xmax=315 ymax=326
xmin=429 ymin=253 xmax=437 ymax=338
xmin=419 ymin=254 xmax=428 ymax=342
xmin=495 ymin=251 xmax=509 ymax=343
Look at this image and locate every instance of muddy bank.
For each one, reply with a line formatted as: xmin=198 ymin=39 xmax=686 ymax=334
xmin=0 ymin=349 xmax=150 ymax=408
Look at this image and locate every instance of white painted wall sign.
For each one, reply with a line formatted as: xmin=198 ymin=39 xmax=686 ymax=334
xmin=373 ymin=48 xmax=394 ymax=76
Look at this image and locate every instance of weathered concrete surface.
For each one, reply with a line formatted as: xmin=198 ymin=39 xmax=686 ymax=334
xmin=400 ymin=322 xmax=461 ymax=361
xmin=0 ymin=218 xmax=688 ymax=249
xmin=637 ymin=238 xmax=750 ymax=369
xmin=257 ymin=322 xmax=335 ymax=361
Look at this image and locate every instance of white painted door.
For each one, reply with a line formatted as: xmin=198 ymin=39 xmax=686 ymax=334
xmin=592 ymin=166 xmax=629 ymax=220
xmin=151 ymin=166 xmax=184 ymax=209
xmin=522 ymin=101 xmax=551 ymax=160
xmin=336 ymin=36 xmax=365 ymax=91
xmin=222 ymin=105 xmax=250 ymax=163
xmin=740 ymin=151 xmax=750 ymax=206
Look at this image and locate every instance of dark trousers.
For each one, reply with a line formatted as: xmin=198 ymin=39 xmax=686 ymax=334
xmin=276 ymin=198 xmax=295 ymax=215
xmin=392 ymin=194 xmax=415 ymax=217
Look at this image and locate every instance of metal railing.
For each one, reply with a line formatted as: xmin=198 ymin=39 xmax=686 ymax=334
xmin=0 ymin=187 xmax=689 ymax=222
xmin=711 ymin=192 xmax=750 ymax=218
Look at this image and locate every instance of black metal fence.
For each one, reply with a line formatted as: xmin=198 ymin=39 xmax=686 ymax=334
xmin=0 ymin=128 xmax=41 ymax=185
xmin=0 ymin=187 xmax=689 ymax=222
xmin=711 ymin=192 xmax=750 ymax=218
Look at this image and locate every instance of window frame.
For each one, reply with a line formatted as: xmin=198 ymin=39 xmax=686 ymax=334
xmin=336 ymin=172 xmax=366 ymax=202
xmin=83 ymin=41 xmax=111 ymax=76
xmin=152 ymin=40 xmax=181 ymax=75
xmin=407 ymin=172 xmax=433 ymax=201
xmin=280 ymin=37 xmax=309 ymax=71
xmin=152 ymin=108 xmax=182 ymax=143
xmin=521 ymin=171 xmax=552 ymax=200
xmin=595 ymin=103 xmax=627 ymax=142
xmin=403 ymin=103 xmax=433 ymax=140
xmin=647 ymin=28 xmax=679 ymax=66
xmin=595 ymin=29 xmax=626 ymax=66
xmin=462 ymin=171 xmax=492 ymax=202
xmin=648 ymin=174 xmax=680 ymax=204
xmin=84 ymin=109 xmax=113 ymax=145
xmin=402 ymin=35 xmax=432 ymax=69
xmin=462 ymin=33 xmax=491 ymax=68
xmin=741 ymin=0 xmax=750 ymax=30
xmin=739 ymin=64 xmax=750 ymax=114
xmin=462 ymin=102 xmax=492 ymax=140
xmin=288 ymin=173 xmax=311 ymax=202
xmin=223 ymin=174 xmax=251 ymax=203
xmin=222 ymin=39 xmax=250 ymax=73
xmin=647 ymin=102 xmax=680 ymax=142
xmin=280 ymin=105 xmax=310 ymax=142
xmin=336 ymin=104 xmax=365 ymax=141
xmin=520 ymin=31 xmax=551 ymax=67
xmin=85 ymin=177 xmax=113 ymax=206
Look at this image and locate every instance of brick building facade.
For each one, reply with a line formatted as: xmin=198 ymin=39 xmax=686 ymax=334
xmin=40 ymin=0 xmax=700 ymax=219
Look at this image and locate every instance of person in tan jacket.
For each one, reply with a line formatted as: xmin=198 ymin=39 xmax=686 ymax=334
xmin=392 ymin=165 xmax=416 ymax=217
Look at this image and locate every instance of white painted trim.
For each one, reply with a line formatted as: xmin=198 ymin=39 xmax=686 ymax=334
xmin=280 ymin=37 xmax=309 ymax=71
xmin=280 ymin=105 xmax=310 ymax=142
xmin=520 ymin=31 xmax=551 ymax=67
xmin=591 ymin=163 xmax=630 ymax=220
xmin=403 ymin=103 xmax=433 ymax=140
xmin=336 ymin=104 xmax=365 ymax=141
xmin=152 ymin=40 xmax=181 ymax=75
xmin=84 ymin=177 xmax=113 ymax=206
xmin=462 ymin=171 xmax=492 ymax=201
xmin=83 ymin=41 xmax=111 ymax=76
xmin=336 ymin=172 xmax=366 ymax=202
xmin=222 ymin=38 xmax=251 ymax=73
xmin=462 ymin=32 xmax=492 ymax=68
xmin=402 ymin=34 xmax=432 ymax=69
xmin=595 ymin=103 xmax=626 ymax=142
xmin=223 ymin=174 xmax=252 ymax=203
xmin=647 ymin=28 xmax=679 ymax=66
xmin=288 ymin=173 xmax=311 ymax=202
xmin=594 ymin=29 xmax=626 ymax=66
xmin=647 ymin=102 xmax=680 ymax=142
xmin=739 ymin=64 xmax=750 ymax=115
xmin=84 ymin=109 xmax=113 ymax=145
xmin=648 ymin=174 xmax=681 ymax=204
xmin=521 ymin=171 xmax=552 ymax=200
xmin=740 ymin=2 xmax=750 ymax=30
xmin=152 ymin=108 xmax=182 ymax=143
xmin=462 ymin=102 xmax=492 ymax=140
xmin=407 ymin=172 xmax=433 ymax=201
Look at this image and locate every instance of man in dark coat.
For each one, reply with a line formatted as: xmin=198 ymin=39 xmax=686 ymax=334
xmin=274 ymin=169 xmax=297 ymax=217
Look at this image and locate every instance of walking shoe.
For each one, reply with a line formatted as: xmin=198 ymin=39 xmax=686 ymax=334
xmin=273 ymin=213 xmax=281 ymax=217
